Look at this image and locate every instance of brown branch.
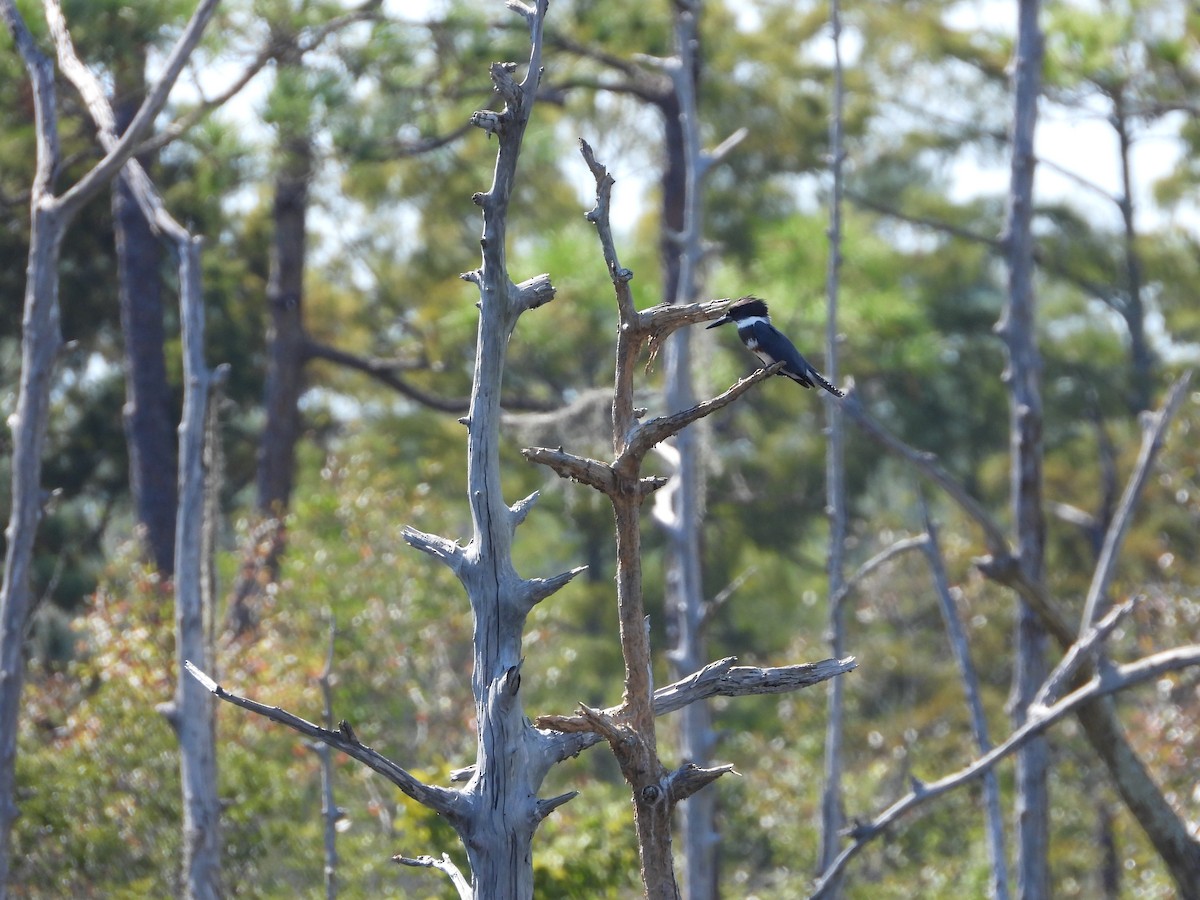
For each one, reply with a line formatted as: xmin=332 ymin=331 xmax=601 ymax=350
xmin=664 ymin=762 xmax=737 ymax=804
xmin=622 ymin=363 xmax=784 ymax=464
xmin=521 ymin=447 xmax=616 ymax=494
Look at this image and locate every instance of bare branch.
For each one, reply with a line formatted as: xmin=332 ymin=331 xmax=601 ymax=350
xmin=508 ymin=490 xmax=540 ymax=528
xmin=536 ymin=655 xmax=857 ymax=733
xmin=54 ymin=0 xmax=221 ymax=216
xmin=701 ymin=565 xmax=757 ymax=627
xmin=919 ymin=492 xmax=1008 ymax=900
xmin=514 ymin=272 xmax=556 ymax=312
xmin=840 ymin=391 xmax=1080 ymax=645
xmin=519 ymin=566 xmax=588 ymax=611
xmin=137 ymin=44 xmax=275 ymax=155
xmin=579 ymin=139 xmax=636 ymax=324
xmin=401 ymin=527 xmax=465 ymax=574
xmin=394 ymin=853 xmax=472 ymax=900
xmin=810 ymin=645 xmax=1200 ymax=898
xmin=1079 ymin=371 xmax=1193 ymax=630
xmin=303 ymin=339 xmax=465 ymax=411
xmin=664 ymin=762 xmax=737 ymax=804
xmin=184 ymin=662 xmax=468 ymax=824
xmin=1033 ymin=596 xmax=1139 ymax=714
xmin=622 ymin=363 xmax=784 ymax=464
xmin=841 ymin=388 xmax=1010 ymax=558
xmin=534 ymin=790 xmax=579 ymax=822
xmin=830 ymin=535 xmax=928 ymax=612
xmin=521 ymin=447 xmax=616 ymax=494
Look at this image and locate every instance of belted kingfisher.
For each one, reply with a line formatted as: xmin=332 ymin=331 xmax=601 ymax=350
xmin=706 ymin=297 xmax=844 ymax=397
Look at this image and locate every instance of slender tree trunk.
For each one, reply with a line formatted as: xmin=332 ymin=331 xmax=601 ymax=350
xmin=1000 ymin=3 xmax=1050 ymax=897
xmin=0 ymin=208 xmax=66 ymax=900
xmin=0 ymin=15 xmax=67 ymax=891
xmin=659 ymin=5 xmax=718 ymax=898
xmin=166 ymin=237 xmax=223 ymax=900
xmin=113 ymin=61 xmax=177 ymax=574
xmin=1112 ymin=88 xmax=1151 ymax=415
xmin=819 ymin=3 xmax=848 ymax=894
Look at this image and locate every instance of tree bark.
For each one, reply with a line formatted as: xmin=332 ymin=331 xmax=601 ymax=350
xmin=256 ymin=63 xmax=312 ymax=516
xmin=113 ymin=60 xmax=178 ymax=575
xmin=168 ymin=237 xmax=223 ymax=900
xmin=658 ymin=5 xmax=718 ymax=898
xmin=819 ymin=1 xmax=848 ymax=892
xmin=0 ymin=195 xmax=67 ymax=900
xmin=1000 ymin=3 xmax=1050 ymax=897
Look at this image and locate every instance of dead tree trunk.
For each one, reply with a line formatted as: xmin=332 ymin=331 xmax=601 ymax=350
xmin=656 ymin=4 xmax=724 ymax=898
xmin=44 ymin=2 xmax=227 ymax=892
xmin=0 ymin=1 xmax=219 ymax=891
xmin=818 ymin=0 xmax=848 ymax=892
xmin=999 ymin=3 xmax=1050 ymax=897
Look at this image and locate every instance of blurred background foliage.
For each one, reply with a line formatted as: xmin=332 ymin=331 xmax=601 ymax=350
xmin=3 ymin=0 xmax=1199 ymax=896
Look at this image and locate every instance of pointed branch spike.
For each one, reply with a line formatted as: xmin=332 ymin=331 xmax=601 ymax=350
xmin=470 ymin=109 xmax=503 ymax=137
xmin=520 ymin=565 xmax=588 ymax=610
xmin=665 ymin=762 xmax=738 ymax=804
xmin=509 ymin=490 xmax=540 ymax=527
xmin=535 ymin=790 xmax=579 ymax=822
xmin=401 ymin=526 xmax=465 ymax=575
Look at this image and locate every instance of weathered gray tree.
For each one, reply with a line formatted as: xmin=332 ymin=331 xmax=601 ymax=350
xmin=1000 ymin=1 xmax=1050 ymax=896
xmin=818 ymin=0 xmax=849 ymax=892
xmin=44 ymin=1 xmax=227 ymax=893
xmin=650 ymin=2 xmax=749 ymax=897
xmin=0 ymin=2 xmax=219 ymax=893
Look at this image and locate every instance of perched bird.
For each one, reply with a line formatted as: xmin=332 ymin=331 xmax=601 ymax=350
xmin=706 ymin=296 xmax=844 ymax=398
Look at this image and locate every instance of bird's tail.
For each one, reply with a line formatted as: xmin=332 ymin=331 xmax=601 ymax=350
xmin=812 ymin=371 xmax=845 ymax=398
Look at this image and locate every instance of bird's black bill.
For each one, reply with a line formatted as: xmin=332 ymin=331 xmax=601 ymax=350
xmin=706 ymin=315 xmax=731 ymax=329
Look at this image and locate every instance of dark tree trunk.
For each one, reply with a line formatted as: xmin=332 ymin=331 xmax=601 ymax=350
xmin=1112 ymin=88 xmax=1152 ymax=415
xmin=256 ymin=126 xmax=312 ymax=515
xmin=113 ymin=59 xmax=177 ymax=574
xmin=659 ymin=90 xmax=685 ymax=308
